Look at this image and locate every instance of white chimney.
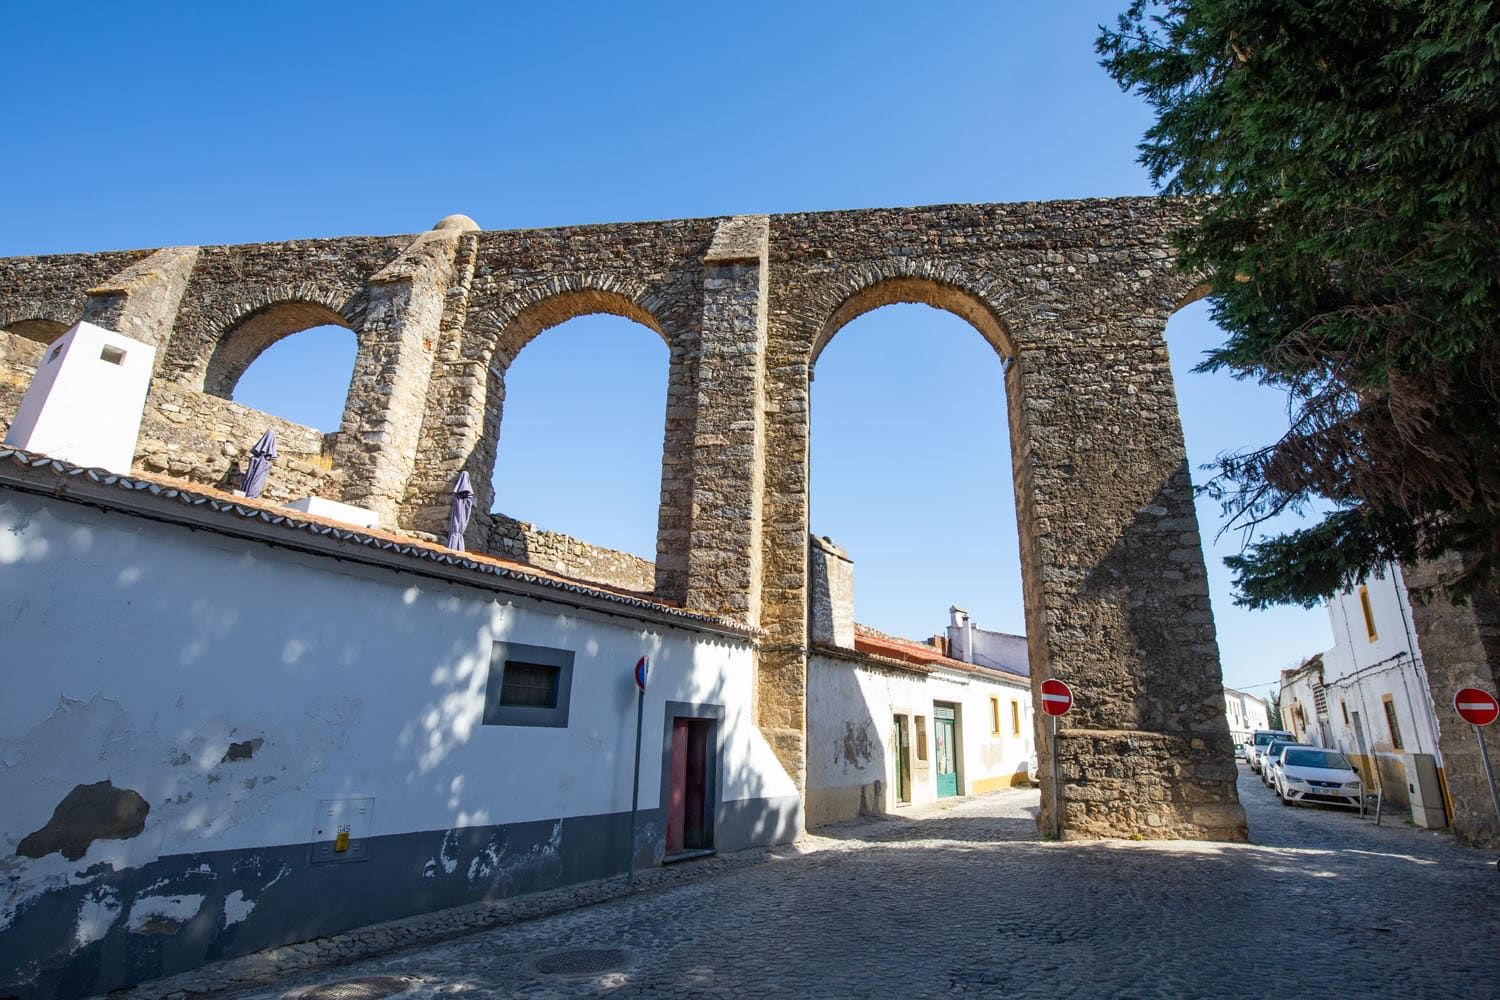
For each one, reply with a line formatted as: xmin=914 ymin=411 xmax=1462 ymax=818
xmin=3 ymin=322 xmax=154 ymax=475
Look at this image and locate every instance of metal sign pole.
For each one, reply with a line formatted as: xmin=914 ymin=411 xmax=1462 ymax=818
xmin=627 ymin=656 xmax=649 ymax=880
xmin=1050 ymin=712 xmax=1060 ymax=841
xmin=628 ymin=683 xmax=644 ymax=879
xmin=1476 ymin=725 xmax=1500 ymax=828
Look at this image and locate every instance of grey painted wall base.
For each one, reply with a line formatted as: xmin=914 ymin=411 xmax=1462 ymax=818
xmin=2 ymin=795 xmax=800 ymax=999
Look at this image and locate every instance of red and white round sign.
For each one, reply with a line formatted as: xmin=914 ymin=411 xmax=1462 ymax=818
xmin=1040 ymin=678 xmax=1074 ymax=717
xmin=1454 ymin=687 xmax=1500 ymax=727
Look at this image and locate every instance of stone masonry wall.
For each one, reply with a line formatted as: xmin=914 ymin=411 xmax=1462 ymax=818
xmin=485 ymin=513 xmax=657 ymax=595
xmin=0 ymin=199 xmax=1270 ymax=841
xmin=135 ymin=381 xmax=341 ymax=504
xmin=1404 ymin=555 xmax=1500 ymax=848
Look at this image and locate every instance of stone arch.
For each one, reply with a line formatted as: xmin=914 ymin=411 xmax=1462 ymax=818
xmin=197 ymin=287 xmax=367 ymax=398
xmin=1 ymin=317 xmax=70 ymax=346
xmin=458 ymin=279 xmax=682 ymax=568
xmin=806 ymin=263 xmax=1016 ymax=369
xmin=476 ymin=277 xmax=669 ymax=366
xmin=0 ymin=312 xmax=76 ymax=394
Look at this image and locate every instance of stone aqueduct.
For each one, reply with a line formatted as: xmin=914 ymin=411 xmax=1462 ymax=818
xmin=0 ymin=197 xmax=1247 ymax=841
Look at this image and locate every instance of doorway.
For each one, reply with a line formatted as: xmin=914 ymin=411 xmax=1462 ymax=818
xmin=892 ymin=715 xmax=912 ymax=806
xmin=934 ymin=704 xmax=958 ymax=798
xmin=667 ymin=717 xmax=714 ymax=855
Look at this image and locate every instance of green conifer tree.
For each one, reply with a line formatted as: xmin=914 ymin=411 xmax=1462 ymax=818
xmin=1098 ymin=1 xmax=1500 ymax=607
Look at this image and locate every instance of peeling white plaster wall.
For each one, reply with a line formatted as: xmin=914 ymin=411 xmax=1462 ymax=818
xmin=0 ymin=490 xmax=794 ymax=918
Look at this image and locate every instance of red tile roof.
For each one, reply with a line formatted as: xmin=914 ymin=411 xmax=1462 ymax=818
xmin=852 ymin=624 xmax=1028 ymax=684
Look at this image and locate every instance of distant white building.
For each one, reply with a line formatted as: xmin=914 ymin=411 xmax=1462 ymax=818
xmin=1223 ymin=687 xmax=1270 ymax=747
xmin=1279 ymin=564 xmax=1448 ymax=823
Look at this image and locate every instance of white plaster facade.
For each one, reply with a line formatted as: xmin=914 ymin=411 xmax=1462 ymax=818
xmin=0 ymin=451 xmax=798 ymax=995
xmin=1277 ymin=566 xmax=1448 ymax=819
xmin=806 ymin=647 xmax=1034 ymax=827
xmin=1223 ymin=687 xmax=1270 ymax=748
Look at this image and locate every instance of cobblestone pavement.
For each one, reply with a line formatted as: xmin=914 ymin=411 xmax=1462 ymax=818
xmin=206 ymin=767 xmax=1498 ymax=999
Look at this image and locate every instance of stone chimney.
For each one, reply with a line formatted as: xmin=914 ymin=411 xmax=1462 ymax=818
xmin=808 ymin=534 xmax=854 ymax=648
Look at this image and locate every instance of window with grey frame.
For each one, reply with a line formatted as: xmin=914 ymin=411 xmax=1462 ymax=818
xmin=483 ymin=641 xmax=575 ymax=728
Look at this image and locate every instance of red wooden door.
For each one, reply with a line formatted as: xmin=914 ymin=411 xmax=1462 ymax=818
xmin=667 ymin=718 xmax=689 ymax=852
xmin=684 ymin=720 xmax=709 ymax=849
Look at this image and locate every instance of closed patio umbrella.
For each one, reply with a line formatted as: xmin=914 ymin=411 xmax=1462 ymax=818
xmin=240 ymin=430 xmax=277 ymax=499
xmin=446 ymin=471 xmax=475 ymax=550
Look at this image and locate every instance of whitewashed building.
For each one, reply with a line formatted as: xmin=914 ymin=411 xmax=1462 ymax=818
xmin=0 ymin=329 xmax=802 ymax=995
xmin=803 ymin=536 xmax=1035 ymax=826
xmin=1223 ymin=687 xmax=1270 ymax=747
xmin=0 ymin=449 xmax=802 ymax=995
xmin=1278 ymin=565 xmax=1449 ymax=824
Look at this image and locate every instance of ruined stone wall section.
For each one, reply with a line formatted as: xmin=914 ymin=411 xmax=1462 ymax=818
xmin=487 ymin=513 xmax=657 ymax=595
xmin=136 ymin=381 xmax=339 ymax=502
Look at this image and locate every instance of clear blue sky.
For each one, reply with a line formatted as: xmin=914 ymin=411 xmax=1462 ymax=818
xmin=1 ymin=2 xmax=1330 ymax=694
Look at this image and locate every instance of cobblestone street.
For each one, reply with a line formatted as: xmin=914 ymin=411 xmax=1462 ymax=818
xmin=206 ymin=767 xmax=1498 ymax=999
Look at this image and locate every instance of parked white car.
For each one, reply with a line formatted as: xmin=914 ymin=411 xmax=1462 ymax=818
xmin=1262 ymin=740 xmax=1303 ymax=790
xmin=1276 ymin=746 xmax=1363 ymax=809
xmin=1247 ymin=729 xmax=1296 ymax=773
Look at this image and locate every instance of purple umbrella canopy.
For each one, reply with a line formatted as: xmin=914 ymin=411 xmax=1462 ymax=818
xmin=446 ymin=471 xmax=475 ymax=550
xmin=240 ymin=429 xmax=277 ymax=499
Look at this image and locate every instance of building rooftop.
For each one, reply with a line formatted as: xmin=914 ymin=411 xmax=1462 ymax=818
xmin=811 ymin=623 xmax=1030 ymax=685
xmin=0 ymin=446 xmax=755 ymax=639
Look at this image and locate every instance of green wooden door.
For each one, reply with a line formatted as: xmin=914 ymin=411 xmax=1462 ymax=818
xmin=893 ymin=715 xmax=911 ymax=804
xmin=934 ymin=707 xmax=958 ymax=798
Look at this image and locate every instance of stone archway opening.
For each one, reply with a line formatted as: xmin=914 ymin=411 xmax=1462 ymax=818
xmin=231 ymin=322 xmax=358 ymax=433
xmin=810 ymin=299 xmax=1024 ymax=641
xmin=1 ymin=319 xmax=72 ymax=441
xmin=476 ymin=291 xmax=675 ymax=593
xmin=203 ymin=301 xmax=356 ymax=405
xmin=807 ymin=283 xmax=1037 ymax=806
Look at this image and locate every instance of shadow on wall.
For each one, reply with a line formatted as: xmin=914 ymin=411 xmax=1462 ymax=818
xmin=0 ymin=512 xmax=787 ymax=996
xmin=806 ymin=672 xmax=892 ymax=830
xmin=1079 ymin=462 xmax=1226 ymax=735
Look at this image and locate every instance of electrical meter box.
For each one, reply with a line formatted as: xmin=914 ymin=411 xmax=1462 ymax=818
xmin=1401 ymin=753 xmax=1447 ymax=829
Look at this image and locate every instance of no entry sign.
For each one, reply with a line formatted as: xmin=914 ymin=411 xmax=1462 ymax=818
xmin=1040 ymin=678 xmax=1074 ymax=717
xmin=1455 ymin=687 xmax=1500 ymax=727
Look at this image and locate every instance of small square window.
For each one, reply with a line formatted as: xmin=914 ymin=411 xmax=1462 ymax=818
xmin=499 ymin=661 xmax=560 ymax=709
xmin=100 ymin=345 xmax=126 ymax=365
xmin=483 ymin=642 xmax=574 ymax=728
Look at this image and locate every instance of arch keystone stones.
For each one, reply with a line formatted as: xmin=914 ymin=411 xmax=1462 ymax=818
xmin=0 ymin=197 xmax=1247 ymax=842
